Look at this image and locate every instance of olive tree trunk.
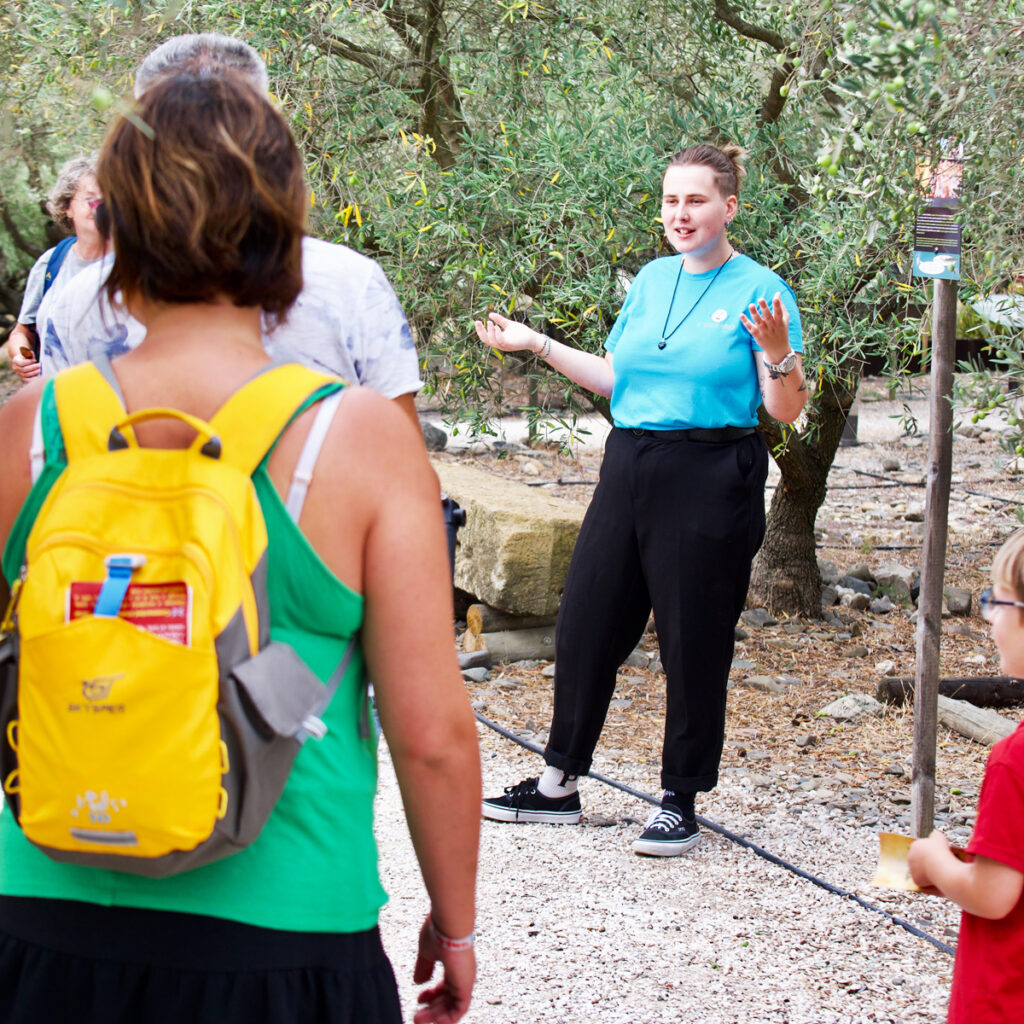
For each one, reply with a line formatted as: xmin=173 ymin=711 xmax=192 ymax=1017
xmin=747 ymin=369 xmax=859 ymax=616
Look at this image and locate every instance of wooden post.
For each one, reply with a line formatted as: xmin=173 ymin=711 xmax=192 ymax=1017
xmin=526 ymin=372 xmax=539 ymax=447
xmin=912 ymin=277 xmax=958 ymax=837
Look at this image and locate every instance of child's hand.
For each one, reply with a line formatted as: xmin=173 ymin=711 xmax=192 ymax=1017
xmin=908 ymin=830 xmax=950 ymax=894
xmin=909 ymin=831 xmax=1023 ymax=917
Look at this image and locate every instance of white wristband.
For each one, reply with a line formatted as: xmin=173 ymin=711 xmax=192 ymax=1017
xmin=430 ymin=917 xmax=475 ymax=952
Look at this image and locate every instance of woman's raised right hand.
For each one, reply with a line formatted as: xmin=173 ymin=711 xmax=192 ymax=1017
xmin=473 ymin=312 xmax=540 ymax=354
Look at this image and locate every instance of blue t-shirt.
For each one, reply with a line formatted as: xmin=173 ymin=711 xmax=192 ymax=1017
xmin=605 ymin=253 xmax=803 ymax=430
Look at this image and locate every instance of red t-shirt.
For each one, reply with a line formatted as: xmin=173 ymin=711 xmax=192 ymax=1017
xmin=948 ymin=721 xmax=1024 ymax=1023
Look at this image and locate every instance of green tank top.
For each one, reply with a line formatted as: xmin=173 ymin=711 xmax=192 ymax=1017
xmin=0 ymin=381 xmax=386 ymax=932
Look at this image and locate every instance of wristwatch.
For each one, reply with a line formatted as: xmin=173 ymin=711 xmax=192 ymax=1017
xmin=763 ymin=350 xmax=798 ymax=378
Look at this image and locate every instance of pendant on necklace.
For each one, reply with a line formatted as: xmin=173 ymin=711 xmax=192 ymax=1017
xmin=659 ymin=249 xmax=735 ymax=352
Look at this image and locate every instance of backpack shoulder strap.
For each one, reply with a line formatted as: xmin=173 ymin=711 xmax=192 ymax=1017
xmin=209 ymin=363 xmax=342 ymax=477
xmin=51 ymin=360 xmax=130 ymax=462
xmin=42 ymin=237 xmax=77 ymax=297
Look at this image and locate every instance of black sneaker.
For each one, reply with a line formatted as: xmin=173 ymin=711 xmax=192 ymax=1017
xmin=632 ymin=800 xmax=700 ymax=856
xmin=481 ymin=777 xmax=582 ymax=824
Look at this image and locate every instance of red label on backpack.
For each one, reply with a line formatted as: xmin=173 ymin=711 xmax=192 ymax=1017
xmin=67 ymin=582 xmax=192 ymax=646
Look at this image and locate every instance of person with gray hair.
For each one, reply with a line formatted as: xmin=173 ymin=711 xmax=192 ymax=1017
xmin=133 ymin=32 xmax=269 ymax=96
xmin=6 ymin=155 xmax=109 ymax=382
xmin=46 ymin=156 xmax=99 ymax=229
xmin=39 ymin=33 xmax=423 ymax=423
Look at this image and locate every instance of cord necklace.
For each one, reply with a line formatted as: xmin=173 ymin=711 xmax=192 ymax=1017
xmin=659 ymin=249 xmax=735 ymax=351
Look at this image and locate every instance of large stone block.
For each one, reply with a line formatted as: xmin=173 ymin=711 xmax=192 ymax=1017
xmin=435 ymin=461 xmax=585 ymax=616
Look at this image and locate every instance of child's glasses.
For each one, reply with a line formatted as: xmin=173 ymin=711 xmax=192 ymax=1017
xmin=979 ymin=588 xmax=1024 ymax=623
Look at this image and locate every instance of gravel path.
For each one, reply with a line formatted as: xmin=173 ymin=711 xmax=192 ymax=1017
xmin=376 ymin=723 xmax=955 ymax=1024
xmin=0 ymin=364 xmax=971 ymax=1021
xmin=374 ymin=377 xmax=1010 ymax=1023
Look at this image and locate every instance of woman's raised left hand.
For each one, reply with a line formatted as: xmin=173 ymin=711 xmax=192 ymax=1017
xmin=740 ymin=292 xmax=790 ymax=364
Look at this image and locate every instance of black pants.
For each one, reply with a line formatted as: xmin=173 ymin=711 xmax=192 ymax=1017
xmin=544 ymin=427 xmax=768 ymax=793
xmin=0 ymin=896 xmax=402 ymax=1024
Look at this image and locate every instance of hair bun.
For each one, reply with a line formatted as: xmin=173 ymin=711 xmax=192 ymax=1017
xmin=719 ymin=144 xmax=747 ymax=185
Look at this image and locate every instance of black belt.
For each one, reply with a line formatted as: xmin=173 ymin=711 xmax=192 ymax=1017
xmin=623 ymin=426 xmax=757 ymax=443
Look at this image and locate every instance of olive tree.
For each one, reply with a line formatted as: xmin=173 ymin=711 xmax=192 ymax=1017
xmin=294 ymin=0 xmax=1024 ymax=614
xmin=738 ymin=0 xmax=1024 ymax=613
xmin=3 ymin=0 xmax=1022 ymax=616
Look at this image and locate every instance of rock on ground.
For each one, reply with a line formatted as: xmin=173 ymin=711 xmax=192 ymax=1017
xmin=435 ymin=461 xmax=584 ymax=616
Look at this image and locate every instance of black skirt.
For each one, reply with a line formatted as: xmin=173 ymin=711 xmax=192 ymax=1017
xmin=0 ymin=896 xmax=402 ymax=1024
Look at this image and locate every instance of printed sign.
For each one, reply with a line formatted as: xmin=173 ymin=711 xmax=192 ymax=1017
xmin=913 ymin=141 xmax=964 ymax=281
xmin=68 ymin=581 xmax=192 ymax=646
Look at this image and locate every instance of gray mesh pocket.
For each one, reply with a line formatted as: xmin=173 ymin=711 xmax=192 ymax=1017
xmin=231 ymin=641 xmax=329 ymax=739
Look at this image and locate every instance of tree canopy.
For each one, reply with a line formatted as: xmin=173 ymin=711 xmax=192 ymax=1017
xmin=2 ymin=0 xmax=1023 ymax=611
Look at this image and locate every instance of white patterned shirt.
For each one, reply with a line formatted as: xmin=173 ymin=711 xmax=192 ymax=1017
xmin=40 ymin=236 xmax=422 ymax=397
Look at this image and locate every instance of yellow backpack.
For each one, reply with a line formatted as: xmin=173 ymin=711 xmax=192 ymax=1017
xmin=0 ymin=360 xmax=349 ymax=876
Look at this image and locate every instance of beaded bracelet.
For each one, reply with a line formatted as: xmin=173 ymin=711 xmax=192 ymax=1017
xmin=429 ymin=916 xmax=476 ymax=952
xmin=536 ymin=335 xmax=552 ymax=360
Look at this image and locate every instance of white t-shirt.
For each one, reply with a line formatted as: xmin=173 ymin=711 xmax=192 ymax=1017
xmin=39 ymin=236 xmax=423 ymax=397
xmin=19 ymin=242 xmax=102 ymax=333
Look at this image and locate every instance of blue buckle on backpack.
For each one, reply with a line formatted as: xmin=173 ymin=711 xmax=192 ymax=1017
xmin=94 ymin=554 xmax=146 ymax=618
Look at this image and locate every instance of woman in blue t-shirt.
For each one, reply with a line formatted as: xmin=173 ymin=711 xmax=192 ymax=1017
xmin=475 ymin=143 xmax=807 ymax=856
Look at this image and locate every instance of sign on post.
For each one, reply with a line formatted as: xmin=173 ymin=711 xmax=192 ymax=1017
xmin=913 ymin=141 xmax=964 ymax=281
xmin=910 ymin=140 xmax=963 ymax=838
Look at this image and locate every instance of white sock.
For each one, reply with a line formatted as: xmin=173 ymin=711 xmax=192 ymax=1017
xmin=538 ymin=765 xmax=579 ymax=798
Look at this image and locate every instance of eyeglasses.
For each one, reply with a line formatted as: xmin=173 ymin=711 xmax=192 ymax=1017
xmin=980 ymin=588 xmax=1024 ymax=623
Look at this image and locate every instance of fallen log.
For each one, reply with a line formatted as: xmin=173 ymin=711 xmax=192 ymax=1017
xmin=937 ymin=694 xmax=1017 ymax=747
xmin=462 ymin=626 xmax=555 ymax=663
xmin=876 ymin=675 xmax=1024 ymax=710
xmin=458 ymin=649 xmax=492 ymax=671
xmin=466 ymin=603 xmax=558 ymax=637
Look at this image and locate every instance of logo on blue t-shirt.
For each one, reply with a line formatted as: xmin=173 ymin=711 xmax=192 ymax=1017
xmin=711 ymin=309 xmax=728 ymax=323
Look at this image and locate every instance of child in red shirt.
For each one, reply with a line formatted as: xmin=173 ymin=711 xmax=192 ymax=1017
xmin=908 ymin=529 xmax=1024 ymax=1022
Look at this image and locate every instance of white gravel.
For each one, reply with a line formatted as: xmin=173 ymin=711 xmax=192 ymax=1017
xmin=376 ymin=724 xmax=955 ymax=1024
xmin=379 ymin=375 xmax=986 ymax=1022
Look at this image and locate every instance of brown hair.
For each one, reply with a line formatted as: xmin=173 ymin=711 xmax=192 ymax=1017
xmin=993 ymin=530 xmax=1024 ymax=605
xmin=666 ymin=143 xmax=747 ymax=199
xmin=97 ymin=71 xmax=305 ymax=316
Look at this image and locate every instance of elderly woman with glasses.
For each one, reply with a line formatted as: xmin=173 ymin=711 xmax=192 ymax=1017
xmin=6 ymin=156 xmax=109 ymax=382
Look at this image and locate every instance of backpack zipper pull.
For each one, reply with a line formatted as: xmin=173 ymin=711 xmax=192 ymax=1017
xmin=94 ymin=554 xmax=147 ymax=619
xmin=1 ymin=566 xmax=27 ymax=634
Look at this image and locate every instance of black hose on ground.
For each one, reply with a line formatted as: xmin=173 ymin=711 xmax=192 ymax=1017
xmin=475 ymin=710 xmax=956 ymax=957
